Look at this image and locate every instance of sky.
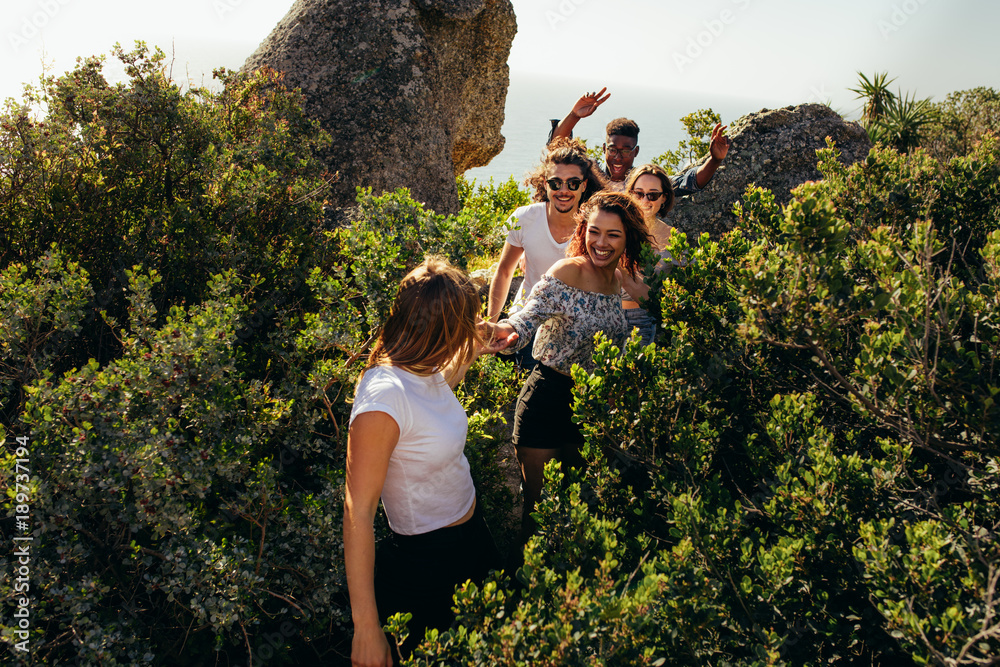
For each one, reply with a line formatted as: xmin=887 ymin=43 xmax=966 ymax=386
xmin=2 ymin=0 xmax=998 ymax=120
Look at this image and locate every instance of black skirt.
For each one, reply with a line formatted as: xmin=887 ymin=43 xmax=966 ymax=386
xmin=512 ymin=363 xmax=585 ymax=449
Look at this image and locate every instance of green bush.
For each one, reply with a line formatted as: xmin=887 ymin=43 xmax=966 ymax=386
xmin=8 ymin=41 xmax=1000 ymax=667
xmin=922 ymin=87 xmax=1000 ymax=162
xmin=1 ymin=44 xmax=330 ymax=298
xmin=0 ymin=46 xmax=522 ymax=666
xmin=411 ymin=132 xmax=1000 ymax=665
xmin=653 ymin=108 xmax=722 ymax=173
xmin=850 ymin=72 xmax=933 ymax=154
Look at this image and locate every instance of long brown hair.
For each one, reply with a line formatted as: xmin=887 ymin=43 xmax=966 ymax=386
xmin=365 ymin=257 xmax=482 ymax=375
xmin=526 ymin=137 xmax=607 ymax=204
xmin=567 ymin=191 xmax=651 ymax=278
xmin=625 ymin=163 xmax=676 ymax=217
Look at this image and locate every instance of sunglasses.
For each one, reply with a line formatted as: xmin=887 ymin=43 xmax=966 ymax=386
xmin=631 ymin=190 xmax=665 ymax=201
xmin=545 ymin=177 xmax=586 ymax=191
xmin=605 ymin=146 xmax=638 ymax=158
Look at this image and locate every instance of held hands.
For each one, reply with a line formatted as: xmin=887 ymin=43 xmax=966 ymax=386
xmin=709 ymin=123 xmax=732 ymax=162
xmin=571 ymin=87 xmax=610 ymax=119
xmin=478 ymin=321 xmax=518 ymax=355
xmin=442 ymin=322 xmax=518 ymax=388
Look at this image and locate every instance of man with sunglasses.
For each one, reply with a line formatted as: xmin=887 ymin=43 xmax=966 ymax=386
xmin=487 ymin=139 xmax=606 ymax=369
xmin=549 ymin=87 xmax=731 ymax=196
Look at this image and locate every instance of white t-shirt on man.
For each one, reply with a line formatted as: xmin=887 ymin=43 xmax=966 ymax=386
xmin=504 ymin=202 xmax=571 ymax=314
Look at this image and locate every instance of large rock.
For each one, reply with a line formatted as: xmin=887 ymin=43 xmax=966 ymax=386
xmin=669 ymin=103 xmax=871 ymax=240
xmin=243 ymin=0 xmax=515 ymax=214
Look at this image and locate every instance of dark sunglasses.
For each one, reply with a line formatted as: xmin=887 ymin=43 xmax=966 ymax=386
xmin=631 ymin=190 xmax=665 ymax=201
xmin=545 ymin=177 xmax=586 ymax=191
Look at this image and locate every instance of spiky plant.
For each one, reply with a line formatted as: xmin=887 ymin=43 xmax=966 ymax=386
xmin=849 ymin=71 xmax=897 ymax=126
xmin=878 ymin=91 xmax=935 ymax=153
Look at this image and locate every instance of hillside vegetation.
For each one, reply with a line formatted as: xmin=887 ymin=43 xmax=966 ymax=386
xmin=2 ymin=47 xmax=1000 ymax=666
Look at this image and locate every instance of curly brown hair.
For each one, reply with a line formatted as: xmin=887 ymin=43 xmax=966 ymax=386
xmin=624 ymin=163 xmax=676 ymax=217
xmin=526 ymin=137 xmax=607 ymax=204
xmin=567 ymin=191 xmax=651 ymax=278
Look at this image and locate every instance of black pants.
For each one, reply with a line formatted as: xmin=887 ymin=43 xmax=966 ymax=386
xmin=374 ymin=501 xmax=501 ymax=655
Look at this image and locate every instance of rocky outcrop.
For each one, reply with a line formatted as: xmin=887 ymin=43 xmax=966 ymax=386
xmin=669 ymin=104 xmax=871 ymax=240
xmin=243 ymin=0 xmax=516 ymax=214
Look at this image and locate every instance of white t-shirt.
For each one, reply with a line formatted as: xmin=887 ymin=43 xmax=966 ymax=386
xmin=504 ymin=202 xmax=571 ymax=314
xmin=349 ymin=365 xmax=475 ymax=536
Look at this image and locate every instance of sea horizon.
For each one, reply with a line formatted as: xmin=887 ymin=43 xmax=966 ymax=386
xmin=465 ymin=71 xmax=828 ymax=186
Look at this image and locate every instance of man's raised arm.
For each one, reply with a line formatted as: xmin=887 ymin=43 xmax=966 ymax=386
xmin=694 ymin=122 xmax=732 ymax=188
xmin=550 ymin=87 xmax=611 ymax=142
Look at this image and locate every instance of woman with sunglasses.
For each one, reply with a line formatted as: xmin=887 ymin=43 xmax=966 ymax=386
xmin=345 ymin=257 xmax=517 ymax=666
xmin=487 ymin=139 xmax=606 ymax=369
xmin=620 ymin=164 xmax=679 ymax=345
xmin=626 ymin=163 xmax=677 ymax=249
xmin=486 ymin=192 xmax=650 ymax=543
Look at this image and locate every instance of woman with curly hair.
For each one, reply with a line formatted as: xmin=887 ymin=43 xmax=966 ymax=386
xmin=487 ymin=191 xmax=651 ymax=542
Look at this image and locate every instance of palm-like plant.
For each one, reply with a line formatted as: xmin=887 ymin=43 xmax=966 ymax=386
xmin=850 ymin=72 xmax=934 ymax=153
xmin=850 ymin=71 xmax=897 ymax=126
xmin=878 ymin=92 xmax=935 ymax=153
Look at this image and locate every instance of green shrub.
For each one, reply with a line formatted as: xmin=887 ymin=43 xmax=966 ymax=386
xmin=456 ymin=174 xmax=531 ymax=263
xmin=922 ymin=87 xmax=1000 ymax=162
xmin=412 ymin=128 xmax=1000 ymax=665
xmin=0 ymin=46 xmax=520 ymax=666
xmin=0 ymin=42 xmax=331 ymax=314
xmin=407 ymin=466 xmax=676 ymax=666
xmin=653 ymin=109 xmax=722 ymax=173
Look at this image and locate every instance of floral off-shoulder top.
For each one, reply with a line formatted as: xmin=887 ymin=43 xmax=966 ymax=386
xmin=501 ymin=274 xmax=628 ymax=375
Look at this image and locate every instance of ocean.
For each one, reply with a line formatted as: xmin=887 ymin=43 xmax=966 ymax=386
xmin=464 ymin=71 xmax=789 ymax=186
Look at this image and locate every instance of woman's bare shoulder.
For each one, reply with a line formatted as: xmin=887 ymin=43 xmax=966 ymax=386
xmin=547 ymin=257 xmax=587 ymax=289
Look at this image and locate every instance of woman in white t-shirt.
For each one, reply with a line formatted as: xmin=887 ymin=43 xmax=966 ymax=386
xmin=344 ymin=257 xmax=517 ymax=666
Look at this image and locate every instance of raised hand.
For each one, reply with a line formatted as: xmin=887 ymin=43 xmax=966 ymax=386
xmin=571 ymin=87 xmax=611 ymax=119
xmin=709 ymin=123 xmax=731 ymax=161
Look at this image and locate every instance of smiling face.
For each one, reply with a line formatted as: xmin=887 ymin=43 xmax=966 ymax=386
xmin=630 ymin=173 xmax=665 ymax=221
xmin=603 ymin=134 xmax=638 ymax=183
xmin=545 ymin=163 xmax=587 ymax=214
xmin=585 ymin=208 xmax=627 ymax=269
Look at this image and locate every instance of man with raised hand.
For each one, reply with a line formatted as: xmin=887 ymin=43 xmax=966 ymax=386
xmin=549 ymin=87 xmax=732 ymax=196
xmin=487 ymin=139 xmax=606 ymax=370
